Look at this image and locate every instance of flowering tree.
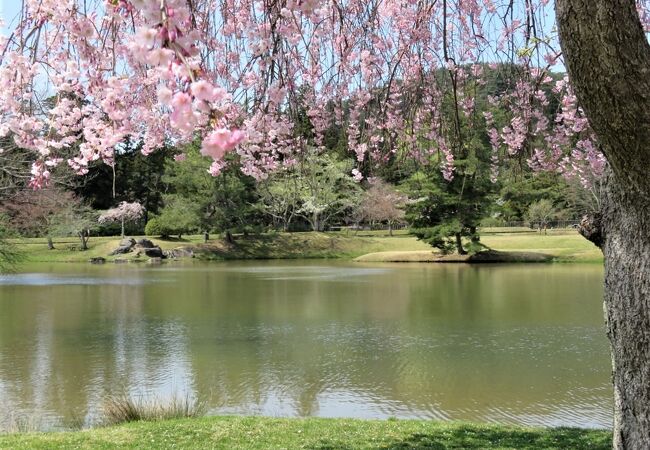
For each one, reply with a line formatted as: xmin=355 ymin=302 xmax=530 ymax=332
xmin=98 ymin=201 xmax=145 ymax=238
xmin=357 ymin=179 xmax=406 ymax=236
xmin=2 ymin=0 xmax=650 ymax=446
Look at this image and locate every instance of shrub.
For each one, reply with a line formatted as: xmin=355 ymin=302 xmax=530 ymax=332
xmin=144 ymin=217 xmax=169 ymax=238
xmin=144 ymin=196 xmax=200 ymax=238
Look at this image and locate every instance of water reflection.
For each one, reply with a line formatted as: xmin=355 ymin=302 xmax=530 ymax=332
xmin=0 ymin=261 xmax=611 ymax=430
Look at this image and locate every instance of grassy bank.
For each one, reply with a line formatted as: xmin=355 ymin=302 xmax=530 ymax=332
xmin=0 ymin=416 xmax=611 ymax=449
xmin=7 ymin=231 xmax=431 ymax=263
xmin=480 ymin=231 xmax=602 ymax=262
xmin=357 ymin=230 xmax=602 ymax=263
xmin=7 ymin=229 xmax=602 ymax=264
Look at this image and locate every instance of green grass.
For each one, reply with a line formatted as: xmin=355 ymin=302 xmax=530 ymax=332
xmin=480 ymin=230 xmax=602 ymax=262
xmin=7 ymin=229 xmax=602 ymax=264
xmin=8 ymin=235 xmax=208 ymax=263
xmin=8 ymin=231 xmax=433 ymax=263
xmin=356 ymin=230 xmax=602 ymax=263
xmin=0 ymin=416 xmax=611 ymax=449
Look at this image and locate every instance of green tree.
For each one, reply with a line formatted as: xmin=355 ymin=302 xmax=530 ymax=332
xmin=73 ymin=144 xmax=172 ymax=216
xmin=163 ymin=145 xmax=263 ymax=237
xmin=296 ymin=149 xmax=362 ymax=231
xmin=497 ymin=172 xmax=571 ymax=222
xmin=257 ymin=169 xmax=302 ymax=231
xmin=145 ymin=195 xmax=201 ymax=239
xmin=404 ymin=155 xmax=495 ymax=255
xmin=525 ymin=199 xmax=556 ymax=233
xmin=0 ymin=215 xmax=21 ymax=273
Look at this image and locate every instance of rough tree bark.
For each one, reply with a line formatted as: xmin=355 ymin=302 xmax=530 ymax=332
xmin=556 ymin=1 xmax=650 ymax=448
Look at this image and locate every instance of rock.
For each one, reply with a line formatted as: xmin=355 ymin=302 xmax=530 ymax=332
xmin=110 ymin=245 xmax=133 ymax=255
xmin=119 ymin=238 xmax=136 ymax=247
xmin=164 ymin=247 xmax=194 ymax=259
xmin=113 ymin=258 xmax=128 ymax=264
xmin=144 ymin=246 xmax=164 ymax=258
xmin=110 ymin=238 xmax=137 ymax=256
xmin=89 ymin=257 xmax=106 ymax=264
xmin=135 ymin=238 xmax=155 ymax=248
xmin=148 ymin=257 xmax=163 ymax=265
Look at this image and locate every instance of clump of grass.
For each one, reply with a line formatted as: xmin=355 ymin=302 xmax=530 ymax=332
xmin=102 ymin=393 xmax=205 ymax=426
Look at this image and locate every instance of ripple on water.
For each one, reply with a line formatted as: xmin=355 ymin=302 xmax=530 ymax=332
xmin=0 ymin=273 xmax=157 ymax=286
xmin=225 ymin=266 xmax=392 ymax=281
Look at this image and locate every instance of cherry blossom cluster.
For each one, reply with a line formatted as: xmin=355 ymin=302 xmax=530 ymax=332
xmin=98 ymin=201 xmax=145 ymax=224
xmin=2 ymin=0 xmax=645 ymax=189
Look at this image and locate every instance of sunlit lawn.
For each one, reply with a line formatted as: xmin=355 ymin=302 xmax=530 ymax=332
xmin=0 ymin=416 xmax=611 ymax=450
xmin=480 ymin=230 xmax=602 ymax=262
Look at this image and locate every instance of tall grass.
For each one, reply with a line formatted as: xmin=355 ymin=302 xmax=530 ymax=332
xmin=102 ymin=393 xmax=205 ymax=425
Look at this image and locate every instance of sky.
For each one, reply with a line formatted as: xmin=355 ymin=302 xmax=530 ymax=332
xmin=0 ymin=0 xmax=567 ymax=75
xmin=0 ymin=0 xmax=21 ymax=35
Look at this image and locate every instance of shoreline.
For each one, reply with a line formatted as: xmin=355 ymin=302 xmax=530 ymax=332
xmin=6 ymin=230 xmax=604 ymax=266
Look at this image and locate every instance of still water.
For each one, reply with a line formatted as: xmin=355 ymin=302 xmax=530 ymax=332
xmin=0 ymin=261 xmax=611 ymax=429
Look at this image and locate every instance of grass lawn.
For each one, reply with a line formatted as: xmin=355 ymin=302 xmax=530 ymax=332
xmin=0 ymin=416 xmax=611 ymax=450
xmin=7 ymin=228 xmax=602 ymax=264
xmin=480 ymin=230 xmax=602 ymax=262
xmin=356 ymin=230 xmax=602 ymax=263
xmin=7 ymin=231 xmax=432 ymax=263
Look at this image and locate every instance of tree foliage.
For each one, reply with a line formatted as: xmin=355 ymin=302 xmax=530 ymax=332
xmin=145 ymin=195 xmax=201 ymax=239
xmin=0 ymin=216 xmax=21 ymax=273
xmin=48 ymin=201 xmax=98 ymax=250
xmin=295 ymin=149 xmax=362 ymax=232
xmin=526 ymin=199 xmax=556 ymax=232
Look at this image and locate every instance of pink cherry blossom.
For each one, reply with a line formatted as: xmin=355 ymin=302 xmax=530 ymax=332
xmin=201 ymin=129 xmax=246 ymax=161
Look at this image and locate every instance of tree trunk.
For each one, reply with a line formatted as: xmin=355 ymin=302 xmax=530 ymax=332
xmin=78 ymin=231 xmax=89 ymax=251
xmin=556 ymin=1 xmax=650 ymax=447
xmin=469 ymin=226 xmax=479 ymax=244
xmin=47 ymin=237 xmax=54 ymax=250
xmin=121 ymin=217 xmax=125 ymax=238
xmin=312 ymin=212 xmax=320 ymax=232
xmin=454 ymin=232 xmax=466 ymax=255
xmin=597 ymin=175 xmax=650 ymax=449
xmin=388 ymin=222 xmax=393 ymax=236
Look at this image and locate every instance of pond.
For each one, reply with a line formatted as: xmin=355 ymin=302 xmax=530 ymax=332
xmin=0 ymin=261 xmax=611 ymax=429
